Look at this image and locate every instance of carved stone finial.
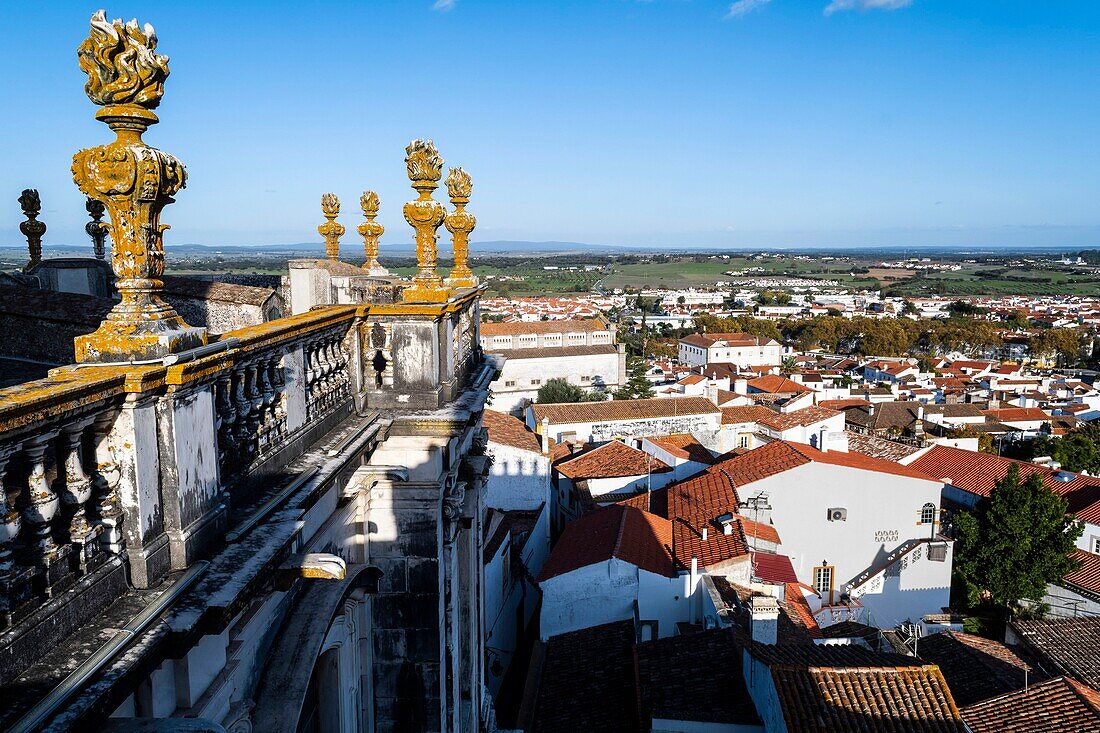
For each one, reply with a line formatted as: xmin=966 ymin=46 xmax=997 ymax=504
xmin=402 ymin=140 xmax=449 ymax=303
xmin=444 ymin=168 xmax=477 ymax=288
xmin=358 ymin=191 xmax=388 ymax=276
xmin=71 ymin=10 xmax=205 ymax=363
xmin=18 ymin=189 xmax=46 ymax=272
xmin=318 ymin=193 xmax=345 ymax=261
xmin=78 ymin=10 xmax=170 ymax=110
xmin=85 ymin=197 xmax=109 ymax=260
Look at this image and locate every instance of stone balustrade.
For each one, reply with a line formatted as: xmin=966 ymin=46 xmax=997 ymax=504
xmin=0 ymin=375 xmax=125 ymax=629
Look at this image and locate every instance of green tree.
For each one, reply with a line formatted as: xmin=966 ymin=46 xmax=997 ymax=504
xmin=537 ymin=378 xmax=602 ymax=404
xmin=614 ymin=356 xmax=655 ymax=400
xmin=901 ymin=300 xmax=918 ymax=316
xmin=954 ymin=466 xmax=1082 ymax=617
xmin=1051 ymin=423 xmax=1100 ymax=474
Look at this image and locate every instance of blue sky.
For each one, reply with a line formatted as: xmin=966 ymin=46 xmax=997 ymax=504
xmin=1 ymin=1 xmax=1099 ymax=249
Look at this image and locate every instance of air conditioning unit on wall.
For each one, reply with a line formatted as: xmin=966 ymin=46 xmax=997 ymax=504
xmin=827 ymin=507 xmax=847 ymax=522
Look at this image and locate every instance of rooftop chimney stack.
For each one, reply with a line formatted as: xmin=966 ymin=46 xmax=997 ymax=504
xmin=749 ymin=595 xmax=780 ymax=645
xmin=540 ymin=416 xmax=550 ymax=454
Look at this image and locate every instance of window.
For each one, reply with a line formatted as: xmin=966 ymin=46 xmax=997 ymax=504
xmin=580 ymin=376 xmax=591 ymax=383
xmin=504 ymin=380 xmax=516 ymax=387
xmin=531 ymin=379 xmax=542 ymax=386
xmin=813 ymin=565 xmax=834 ymax=601
xmin=920 ymin=503 xmax=937 ymax=525
xmin=1092 ymin=536 xmax=1100 ymax=555
xmin=739 ymin=435 xmax=750 ymax=449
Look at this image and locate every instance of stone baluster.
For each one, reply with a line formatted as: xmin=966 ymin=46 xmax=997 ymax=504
xmin=1 ymin=443 xmax=22 ymax=626
xmin=233 ymin=364 xmax=254 ymax=464
xmin=271 ymin=355 xmax=288 ymax=437
xmin=58 ymin=418 xmax=100 ymax=572
xmin=255 ymin=360 xmax=274 ymax=453
xmin=247 ymin=363 xmax=264 ymax=447
xmin=214 ymin=373 xmax=237 ymax=478
xmin=91 ymin=412 xmax=124 ymax=555
xmin=21 ymin=431 xmax=62 ymax=573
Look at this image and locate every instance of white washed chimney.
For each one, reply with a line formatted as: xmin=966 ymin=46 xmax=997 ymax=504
xmin=750 ymin=595 xmax=780 ymax=645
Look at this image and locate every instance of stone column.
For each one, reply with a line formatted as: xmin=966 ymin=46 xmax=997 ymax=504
xmin=18 ymin=189 xmax=46 ymax=273
xmin=318 ymin=193 xmax=345 ymax=262
xmin=444 ymin=168 xmax=478 ymax=288
xmin=358 ymin=191 xmax=388 ymax=276
xmin=71 ymin=11 xmax=206 ymax=362
xmin=402 ymin=139 xmax=450 ymax=303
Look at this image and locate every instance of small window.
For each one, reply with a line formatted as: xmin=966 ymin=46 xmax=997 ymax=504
xmin=739 ymin=435 xmax=750 ymax=449
xmin=580 ymin=376 xmax=591 ymax=383
xmin=1092 ymin=536 xmax=1100 ymax=555
xmin=504 ymin=380 xmax=516 ymax=387
xmin=920 ymin=503 xmax=937 ymax=525
xmin=531 ymin=379 xmax=542 ymax=386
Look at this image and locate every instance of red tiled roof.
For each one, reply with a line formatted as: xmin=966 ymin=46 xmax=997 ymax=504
xmin=819 ymin=398 xmax=872 ymax=409
xmin=717 ymin=440 xmax=936 ymax=488
xmin=757 ymin=406 xmax=841 ymax=431
xmin=961 ymin=676 xmax=1100 ymax=733
xmin=721 ymin=406 xmax=777 ymax=425
xmin=752 ymin=552 xmax=797 ymax=584
xmin=645 ymin=433 xmax=715 ymax=464
xmin=982 ymin=407 xmax=1053 ymax=423
xmin=770 ymin=665 xmax=966 ymax=732
xmin=538 ymin=504 xmax=675 ymax=581
xmin=1064 ymin=549 xmax=1100 ymax=595
xmin=909 ymin=445 xmax=1100 ymax=523
xmin=783 ymin=584 xmax=824 ymax=640
xmin=739 ymin=515 xmax=781 ymax=545
xmin=531 ymin=396 xmax=720 ymax=425
xmin=555 ymin=440 xmax=672 ymax=480
xmin=483 ymin=409 xmax=548 ymax=454
xmin=747 ymin=374 xmax=812 ymax=394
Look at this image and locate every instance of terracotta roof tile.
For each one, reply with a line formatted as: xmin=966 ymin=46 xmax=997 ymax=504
xmin=752 ymin=552 xmax=797 ymax=584
xmin=961 ymin=676 xmax=1100 ymax=733
xmin=770 ymin=664 xmax=965 ymax=733
xmin=917 ymin=631 xmax=1051 ymax=706
xmin=537 ymin=504 xmax=675 ymax=581
xmin=747 ymin=374 xmax=812 ymax=394
xmin=909 ymin=445 xmax=1100 ymax=523
xmin=532 ymin=620 xmax=643 ymax=732
xmin=721 ymin=406 xmax=777 ymax=425
xmin=757 ymin=405 xmax=841 ymax=431
xmin=1065 ymin=549 xmax=1100 ymax=595
xmin=555 ymin=440 xmax=671 ymax=480
xmin=488 ymin=344 xmax=618 ymax=358
xmin=644 ymin=433 xmax=715 ymax=464
xmin=483 ymin=409 xmax=547 ymax=454
xmin=531 ymin=396 xmax=720 ymax=425
xmin=1011 ymin=616 xmax=1100 ymax=690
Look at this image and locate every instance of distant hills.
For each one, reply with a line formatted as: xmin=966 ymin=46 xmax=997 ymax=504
xmin=0 ymin=240 xmax=1088 ymax=258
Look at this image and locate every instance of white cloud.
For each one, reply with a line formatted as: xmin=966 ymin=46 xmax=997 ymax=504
xmin=824 ymin=0 xmax=912 ymax=15
xmin=726 ymin=0 xmax=772 ymax=19
xmin=433 ymin=0 xmax=456 ymax=11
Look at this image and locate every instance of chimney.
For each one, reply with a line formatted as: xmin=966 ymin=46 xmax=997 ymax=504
xmin=707 ymin=382 xmax=719 ymax=406
xmin=540 ymin=416 xmax=550 ymax=454
xmin=818 ymin=426 xmax=828 ymax=453
xmin=749 ymin=595 xmax=780 ymax=645
xmin=702 ymin=526 xmax=709 ymax=542
xmin=867 ymin=402 xmax=875 ymax=417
